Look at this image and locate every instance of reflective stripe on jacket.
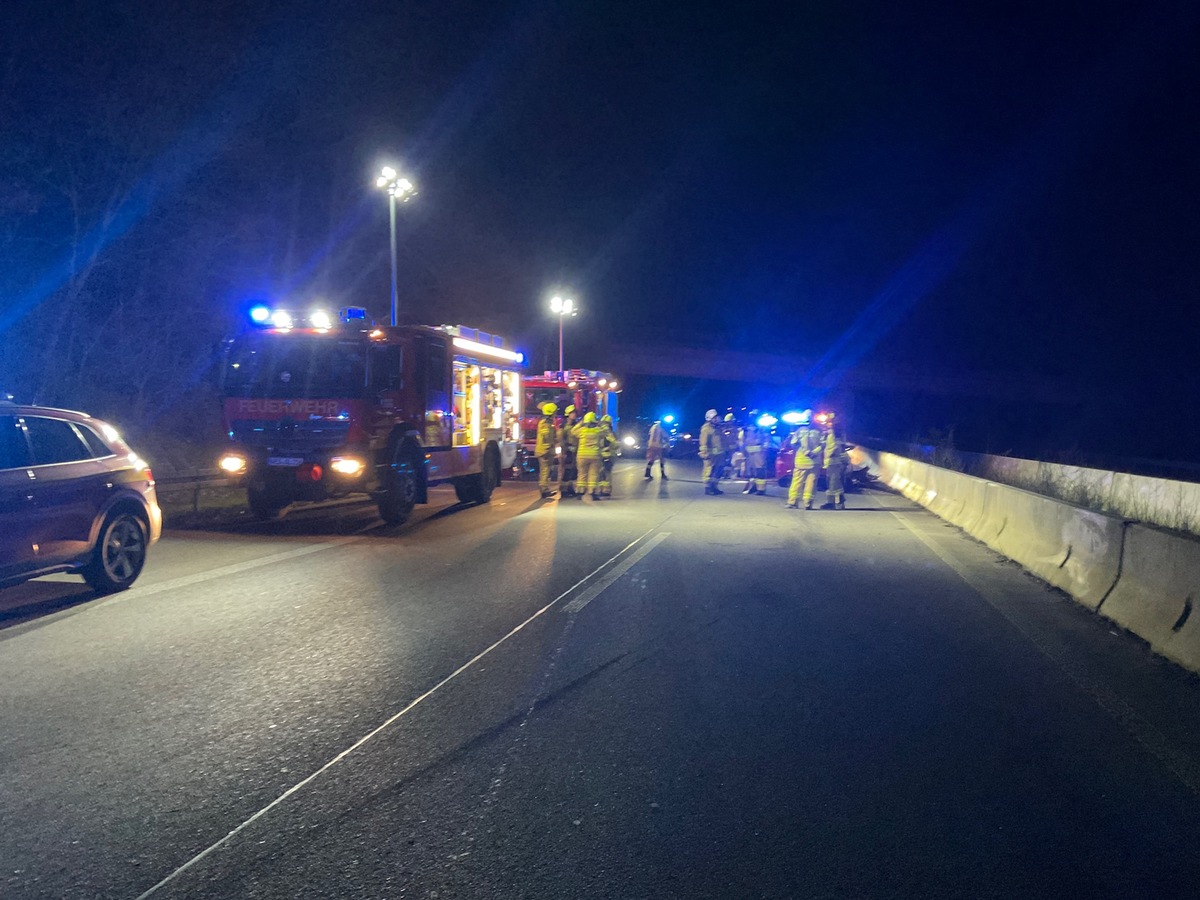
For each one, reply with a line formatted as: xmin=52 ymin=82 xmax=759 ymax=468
xmin=791 ymin=426 xmax=823 ymax=468
xmin=699 ymin=422 xmax=722 ymax=459
xmin=571 ymin=422 xmax=611 ymax=459
xmin=535 ymin=417 xmax=556 ymax=456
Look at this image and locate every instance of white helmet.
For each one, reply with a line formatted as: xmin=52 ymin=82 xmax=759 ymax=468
xmin=706 ymin=408 xmax=719 ymax=421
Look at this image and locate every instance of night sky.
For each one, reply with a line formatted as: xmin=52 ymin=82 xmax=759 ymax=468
xmin=4 ymin=0 xmax=1199 ymax=460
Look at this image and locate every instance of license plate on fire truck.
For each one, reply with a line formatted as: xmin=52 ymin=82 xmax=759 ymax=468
xmin=267 ymin=456 xmax=304 ymax=467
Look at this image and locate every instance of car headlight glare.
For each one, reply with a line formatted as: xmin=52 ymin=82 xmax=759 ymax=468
xmin=218 ymin=454 xmax=247 ymax=474
xmin=330 ymin=457 xmax=365 ymax=476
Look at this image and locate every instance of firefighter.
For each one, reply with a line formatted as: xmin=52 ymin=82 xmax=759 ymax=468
xmin=785 ymin=411 xmax=824 ymax=509
xmin=645 ymin=419 xmax=669 ymax=480
xmin=535 ymin=402 xmax=558 ymax=499
xmin=720 ymin=413 xmax=740 ymax=479
xmin=822 ymin=414 xmax=850 ymax=509
xmin=558 ymin=405 xmax=580 ymax=497
xmin=571 ymin=411 xmax=611 ymax=500
xmin=740 ymin=413 xmax=768 ymax=495
xmin=699 ymin=409 xmax=725 ymax=495
xmin=599 ymin=414 xmax=617 ymax=497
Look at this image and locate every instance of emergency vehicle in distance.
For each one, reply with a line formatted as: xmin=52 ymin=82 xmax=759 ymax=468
xmin=217 ymin=306 xmax=524 ymax=524
xmin=519 ymin=369 xmax=620 ymax=472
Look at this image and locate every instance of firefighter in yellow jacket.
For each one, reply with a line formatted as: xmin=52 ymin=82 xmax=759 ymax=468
xmin=785 ymin=411 xmax=824 ymax=509
xmin=699 ymin=409 xmax=725 ymax=495
xmin=535 ymin=402 xmax=558 ymax=499
xmin=558 ymin=405 xmax=580 ymax=497
xmin=599 ymin=414 xmax=617 ymax=497
xmin=571 ymin=412 xmax=614 ymax=500
xmin=822 ymin=414 xmax=850 ymax=510
xmin=740 ymin=415 xmax=768 ymax=495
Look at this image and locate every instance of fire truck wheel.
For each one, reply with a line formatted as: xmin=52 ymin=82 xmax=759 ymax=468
xmin=248 ymin=487 xmax=288 ymax=520
xmin=379 ymin=453 xmax=418 ymax=525
xmin=453 ymin=445 xmax=500 ymax=505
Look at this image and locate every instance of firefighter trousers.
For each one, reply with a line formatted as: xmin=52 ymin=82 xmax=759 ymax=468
xmin=577 ymin=456 xmax=602 ymax=496
xmin=746 ymin=448 xmax=767 ymax=492
xmin=701 ymin=453 xmax=726 ymax=487
xmin=788 ymin=464 xmax=818 ymax=506
xmin=538 ymin=455 xmax=555 ymax=494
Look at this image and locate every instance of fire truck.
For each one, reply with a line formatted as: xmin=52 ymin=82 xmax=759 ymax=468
xmin=217 ymin=307 xmax=524 ymax=524
xmin=518 ymin=369 xmax=620 ymax=473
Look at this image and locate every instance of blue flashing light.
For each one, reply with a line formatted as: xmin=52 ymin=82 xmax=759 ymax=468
xmin=515 ymin=351 xmax=526 ymax=365
xmin=662 ymin=414 xmax=675 ymax=424
xmin=249 ymin=305 xmax=271 ymax=324
xmin=757 ymin=414 xmax=778 ymax=428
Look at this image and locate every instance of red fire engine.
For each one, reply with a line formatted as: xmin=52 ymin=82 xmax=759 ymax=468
xmin=217 ymin=307 xmax=524 ymax=524
xmin=519 ymin=369 xmax=620 ymax=470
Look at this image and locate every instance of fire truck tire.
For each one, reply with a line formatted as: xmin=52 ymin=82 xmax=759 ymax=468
xmin=454 ymin=445 xmax=501 ymax=505
xmin=379 ymin=451 xmax=419 ymax=525
xmin=248 ymin=487 xmax=288 ymax=520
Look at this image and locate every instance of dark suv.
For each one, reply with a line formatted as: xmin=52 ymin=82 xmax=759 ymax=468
xmin=0 ymin=405 xmax=162 ymax=593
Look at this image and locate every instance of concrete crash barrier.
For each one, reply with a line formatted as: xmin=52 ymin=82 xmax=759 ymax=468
xmin=982 ymin=482 xmax=1124 ymax=610
xmin=1099 ymin=525 xmax=1200 ymax=672
xmin=866 ymin=449 xmax=1123 ymax=611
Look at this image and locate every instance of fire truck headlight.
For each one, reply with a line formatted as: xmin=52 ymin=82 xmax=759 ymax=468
xmin=219 ymin=454 xmax=247 ymax=475
xmin=330 ymin=456 xmax=365 ymax=476
xmin=310 ymin=309 xmax=333 ymax=330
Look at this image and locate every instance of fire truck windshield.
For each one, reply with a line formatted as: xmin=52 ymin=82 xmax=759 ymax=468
xmin=222 ymin=334 xmax=367 ymax=399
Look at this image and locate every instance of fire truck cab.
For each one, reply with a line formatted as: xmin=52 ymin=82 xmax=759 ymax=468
xmin=218 ymin=308 xmax=524 ymax=524
xmin=520 ymin=369 xmax=619 ymax=467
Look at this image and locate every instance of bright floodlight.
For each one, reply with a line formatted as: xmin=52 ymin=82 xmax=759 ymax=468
xmin=550 ymin=295 xmax=575 ymax=315
xmin=270 ymin=310 xmax=293 ymax=329
xmin=757 ymin=413 xmax=778 ymax=427
xmin=781 ymin=411 xmax=805 ymax=425
xmin=662 ymin=414 xmax=675 ymax=424
xmin=310 ymin=310 xmax=333 ymax=330
xmin=377 ymin=166 xmax=416 ymax=200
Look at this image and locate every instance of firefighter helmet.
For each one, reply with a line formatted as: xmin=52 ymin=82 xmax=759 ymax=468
xmin=724 ymin=413 xmax=734 ymax=422
xmin=706 ymin=409 xmax=719 ymax=421
xmin=541 ymin=402 xmax=557 ymax=415
xmin=583 ymin=411 xmax=597 ymax=423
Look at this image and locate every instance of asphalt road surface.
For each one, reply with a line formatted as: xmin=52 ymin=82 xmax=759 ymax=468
xmin=3 ymin=460 xmax=1200 ymax=899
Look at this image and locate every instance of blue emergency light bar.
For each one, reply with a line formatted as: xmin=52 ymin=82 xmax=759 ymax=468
xmin=247 ymin=306 xmax=372 ymax=330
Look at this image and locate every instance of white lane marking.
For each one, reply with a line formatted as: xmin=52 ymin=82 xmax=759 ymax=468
xmin=133 ymin=526 xmax=662 ymax=899
xmin=563 ymin=532 xmax=671 ymax=614
xmin=892 ymin=511 xmax=1200 ymax=796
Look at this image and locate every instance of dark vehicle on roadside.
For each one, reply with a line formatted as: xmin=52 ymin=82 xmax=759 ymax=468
xmin=0 ymin=404 xmax=162 ymax=592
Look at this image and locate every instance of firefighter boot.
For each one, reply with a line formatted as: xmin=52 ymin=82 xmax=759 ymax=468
xmin=644 ymin=466 xmax=652 ymax=479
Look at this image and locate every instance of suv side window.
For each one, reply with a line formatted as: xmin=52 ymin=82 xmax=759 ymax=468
xmin=24 ymin=416 xmax=94 ymax=466
xmin=0 ymin=416 xmax=31 ymax=469
xmin=76 ymin=423 xmax=115 ymax=458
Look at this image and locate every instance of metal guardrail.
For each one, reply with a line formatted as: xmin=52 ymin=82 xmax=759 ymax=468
xmin=154 ymin=469 xmax=232 ymax=512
